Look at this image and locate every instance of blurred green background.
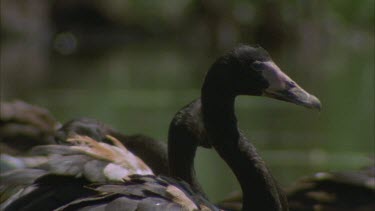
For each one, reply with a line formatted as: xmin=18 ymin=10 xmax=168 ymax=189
xmin=1 ymin=0 xmax=374 ymax=202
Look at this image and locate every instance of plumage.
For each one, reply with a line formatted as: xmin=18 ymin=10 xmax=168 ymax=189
xmin=0 ymin=135 xmax=154 ymax=209
xmin=0 ymin=132 xmax=211 ymax=210
xmin=0 ymin=117 xmax=169 ymax=203
xmin=57 ymin=175 xmax=218 ymax=211
xmin=287 ymin=166 xmax=375 ymax=211
xmin=3 ymin=175 xmax=96 ymax=211
xmin=55 ymin=118 xmax=169 ymax=175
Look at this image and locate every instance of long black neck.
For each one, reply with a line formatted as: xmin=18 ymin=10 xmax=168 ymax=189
xmin=201 ymin=84 xmax=288 ymax=211
xmin=168 ymin=100 xmax=208 ymax=197
xmin=168 ymin=125 xmax=202 ymax=194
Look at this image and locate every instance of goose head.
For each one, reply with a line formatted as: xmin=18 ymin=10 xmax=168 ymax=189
xmin=203 ymin=45 xmax=321 ymax=110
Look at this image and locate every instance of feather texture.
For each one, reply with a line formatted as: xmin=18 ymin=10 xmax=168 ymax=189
xmin=0 ymin=135 xmax=154 ymax=209
xmin=56 ymin=175 xmax=218 ymax=211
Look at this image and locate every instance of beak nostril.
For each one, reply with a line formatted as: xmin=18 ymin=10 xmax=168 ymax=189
xmin=288 ymin=81 xmax=296 ymax=88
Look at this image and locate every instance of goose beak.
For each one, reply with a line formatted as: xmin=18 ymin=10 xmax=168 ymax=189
xmin=264 ymin=87 xmax=321 ymax=111
xmin=259 ymin=61 xmax=321 ymax=111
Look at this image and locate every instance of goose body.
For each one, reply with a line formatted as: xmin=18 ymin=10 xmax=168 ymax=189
xmin=0 ymin=119 xmax=170 ymax=210
xmin=1 ymin=45 xmax=321 ymax=211
xmin=1 ymin=114 xmax=210 ymax=210
xmin=217 ymin=166 xmax=375 ymax=211
xmin=287 ymin=166 xmax=375 ymax=211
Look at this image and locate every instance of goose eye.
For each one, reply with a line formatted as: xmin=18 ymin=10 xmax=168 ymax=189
xmin=251 ymin=61 xmax=266 ymax=71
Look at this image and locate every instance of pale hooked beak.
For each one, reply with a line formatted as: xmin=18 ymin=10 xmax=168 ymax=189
xmin=259 ymin=61 xmax=321 ymax=111
xmin=264 ymin=86 xmax=322 ymax=111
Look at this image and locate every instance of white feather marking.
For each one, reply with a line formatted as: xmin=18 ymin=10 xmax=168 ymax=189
xmin=103 ymin=163 xmax=130 ymax=181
